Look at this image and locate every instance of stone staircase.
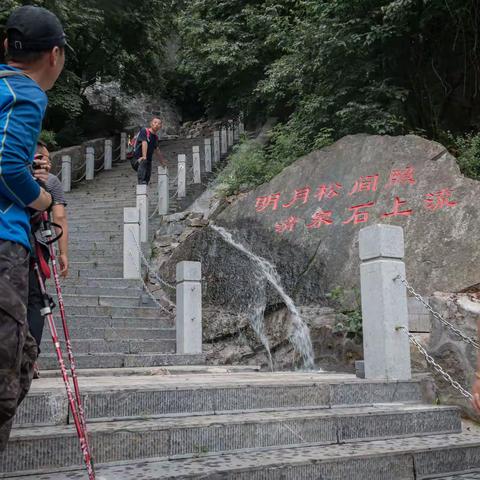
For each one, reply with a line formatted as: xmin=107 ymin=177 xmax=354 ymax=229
xmin=3 ymin=371 xmax=480 ymax=478
xmin=38 ymin=139 xmax=209 ymax=370
xmin=3 ymin=134 xmax=480 ymax=478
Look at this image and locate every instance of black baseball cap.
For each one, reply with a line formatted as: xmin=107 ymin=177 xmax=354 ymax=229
xmin=6 ymin=6 xmax=70 ymax=53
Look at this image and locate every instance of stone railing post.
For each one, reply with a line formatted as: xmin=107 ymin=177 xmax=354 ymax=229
xmin=104 ymin=139 xmax=113 ymax=170
xmin=120 ymin=132 xmax=127 ymax=161
xmin=123 ymin=207 xmax=141 ymax=279
xmin=192 ymin=146 xmax=201 ymax=184
xmin=221 ymin=125 xmax=228 ymax=155
xmin=178 ymin=154 xmax=186 ymax=198
xmin=227 ymin=119 xmax=234 ymax=147
xmin=158 ymin=165 xmax=169 ymax=216
xmin=233 ymin=120 xmax=240 ymax=141
xmin=213 ymin=131 xmax=221 ymax=164
xmin=85 ymin=147 xmax=95 ymax=180
xmin=204 ymin=138 xmax=212 ymax=173
xmin=61 ymin=155 xmax=71 ymax=193
xmin=136 ymin=184 xmax=149 ymax=243
xmin=176 ymin=261 xmax=202 ymax=354
xmin=239 ymin=116 xmax=245 ymax=135
xmin=359 ymin=224 xmax=411 ymax=380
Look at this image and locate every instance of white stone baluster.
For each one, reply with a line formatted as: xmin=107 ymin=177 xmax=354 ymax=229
xmin=158 ymin=165 xmax=169 ymax=215
xmin=221 ymin=126 xmax=228 ymax=155
xmin=227 ymin=120 xmax=234 ymax=147
xmin=178 ymin=154 xmax=186 ymax=198
xmin=61 ymin=155 xmax=71 ymax=193
xmin=123 ymin=207 xmax=141 ymax=279
xmin=120 ymin=132 xmax=127 ymax=161
xmin=136 ymin=184 xmax=149 ymax=243
xmin=85 ymin=147 xmax=95 ymax=181
xmin=213 ymin=131 xmax=221 ymax=164
xmin=359 ymin=224 xmax=411 ymax=380
xmin=204 ymin=138 xmax=212 ymax=173
xmin=193 ymin=146 xmax=201 ymax=184
xmin=104 ymin=139 xmax=113 ymax=170
xmin=176 ymin=261 xmax=202 ymax=354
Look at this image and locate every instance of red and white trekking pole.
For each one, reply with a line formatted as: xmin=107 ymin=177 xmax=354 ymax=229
xmin=32 ymin=261 xmax=95 ymax=480
xmin=40 ymin=212 xmax=91 ymax=449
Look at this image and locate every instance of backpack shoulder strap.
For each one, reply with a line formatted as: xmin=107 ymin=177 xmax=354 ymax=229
xmin=0 ymin=70 xmax=28 ymax=80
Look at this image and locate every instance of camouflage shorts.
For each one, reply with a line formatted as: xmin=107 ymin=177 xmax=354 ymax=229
xmin=0 ymin=240 xmax=38 ymax=451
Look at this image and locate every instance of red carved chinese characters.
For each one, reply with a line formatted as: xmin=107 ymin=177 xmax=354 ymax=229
xmin=275 ymin=216 xmax=299 ymax=233
xmin=424 ymin=189 xmax=457 ymax=210
xmin=315 ymin=183 xmax=343 ymax=201
xmin=382 ymin=197 xmax=413 ymax=218
xmin=283 ymin=187 xmax=311 ymax=208
xmin=343 ymin=201 xmax=375 ymax=225
xmin=349 ymin=175 xmax=379 ymax=195
xmin=307 ymin=209 xmax=334 ymax=229
xmin=386 ymin=166 xmax=416 ymax=188
xmin=256 ymin=193 xmax=281 ymax=212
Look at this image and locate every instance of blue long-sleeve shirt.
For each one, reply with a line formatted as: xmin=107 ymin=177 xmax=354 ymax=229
xmin=0 ymin=65 xmax=47 ymax=250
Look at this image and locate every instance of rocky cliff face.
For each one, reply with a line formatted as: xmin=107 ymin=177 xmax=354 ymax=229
xmin=85 ymin=81 xmax=181 ymax=135
xmin=158 ymin=134 xmax=480 ymax=370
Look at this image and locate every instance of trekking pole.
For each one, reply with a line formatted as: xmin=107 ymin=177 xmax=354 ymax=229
xmin=39 ymin=212 xmax=91 ymax=449
xmin=32 ymin=261 xmax=96 ymax=480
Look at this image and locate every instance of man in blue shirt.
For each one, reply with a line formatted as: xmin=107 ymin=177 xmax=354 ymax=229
xmin=135 ymin=117 xmax=162 ymax=185
xmin=0 ymin=5 xmax=66 ymax=450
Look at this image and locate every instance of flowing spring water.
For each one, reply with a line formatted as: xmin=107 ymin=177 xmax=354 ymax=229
xmin=211 ymin=225 xmax=315 ymax=369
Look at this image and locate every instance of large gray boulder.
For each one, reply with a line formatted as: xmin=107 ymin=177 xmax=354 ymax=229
xmin=159 ymin=134 xmax=479 ymax=369
xmin=163 ymin=134 xmax=480 ymax=302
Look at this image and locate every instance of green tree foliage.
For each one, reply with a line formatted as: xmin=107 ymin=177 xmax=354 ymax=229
xmin=1 ymin=0 xmax=176 ymax=144
xmin=177 ymin=0 xmax=480 ymax=142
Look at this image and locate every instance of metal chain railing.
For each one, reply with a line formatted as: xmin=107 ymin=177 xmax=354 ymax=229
xmin=72 ymin=160 xmax=87 ymax=173
xmin=129 ymin=230 xmax=176 ymax=292
xmin=52 ymin=165 xmax=63 ymax=178
xmin=127 ymin=250 xmax=174 ymax=316
xmin=394 ymin=275 xmax=480 ymax=350
xmin=397 ymin=326 xmax=473 ymax=400
xmin=71 ymin=172 xmax=86 ymax=184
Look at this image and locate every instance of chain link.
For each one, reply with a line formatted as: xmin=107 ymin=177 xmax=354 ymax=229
xmin=127 ymin=250 xmax=174 ymax=316
xmin=129 ymin=230 xmax=176 ymax=291
xmin=395 ymin=275 xmax=480 ymax=350
xmin=397 ymin=326 xmax=473 ymax=400
xmin=71 ymin=172 xmax=86 ymax=184
xmin=72 ymin=160 xmax=87 ymax=173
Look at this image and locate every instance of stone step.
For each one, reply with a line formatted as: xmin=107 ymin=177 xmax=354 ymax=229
xmin=2 ymin=405 xmax=460 ymax=475
xmin=40 ymin=338 xmax=176 ymax=355
xmin=50 ymin=315 xmax=173 ymax=329
xmin=57 ymin=278 xmax=141 ymax=289
xmin=38 ymin=365 xmax=261 ymax=379
xmin=52 ymin=294 xmax=143 ymax=308
xmin=14 ymin=373 xmax=423 ymax=428
xmin=67 ymin=241 xmax=123 ymax=251
xmin=55 ymin=305 xmax=164 ymax=318
xmin=37 ymin=353 xmax=205 ymax=371
xmin=73 ymin=267 xmax=124 ymax=278
xmin=43 ymin=326 xmax=175 ymax=340
xmin=66 ymin=232 xmax=122 ymax=241
xmin=10 ymin=430 xmax=480 ymax=480
xmin=68 ymin=224 xmax=123 ymax=233
xmin=67 ymin=249 xmax=120 ymax=258
xmin=57 ymin=285 xmax=143 ymax=296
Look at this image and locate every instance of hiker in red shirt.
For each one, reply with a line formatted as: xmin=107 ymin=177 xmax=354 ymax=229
xmin=135 ymin=117 xmax=163 ymax=185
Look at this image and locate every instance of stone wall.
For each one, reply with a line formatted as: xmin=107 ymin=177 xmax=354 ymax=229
xmin=50 ymin=136 xmax=119 ymax=183
xmin=85 ymin=81 xmax=181 ymax=136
